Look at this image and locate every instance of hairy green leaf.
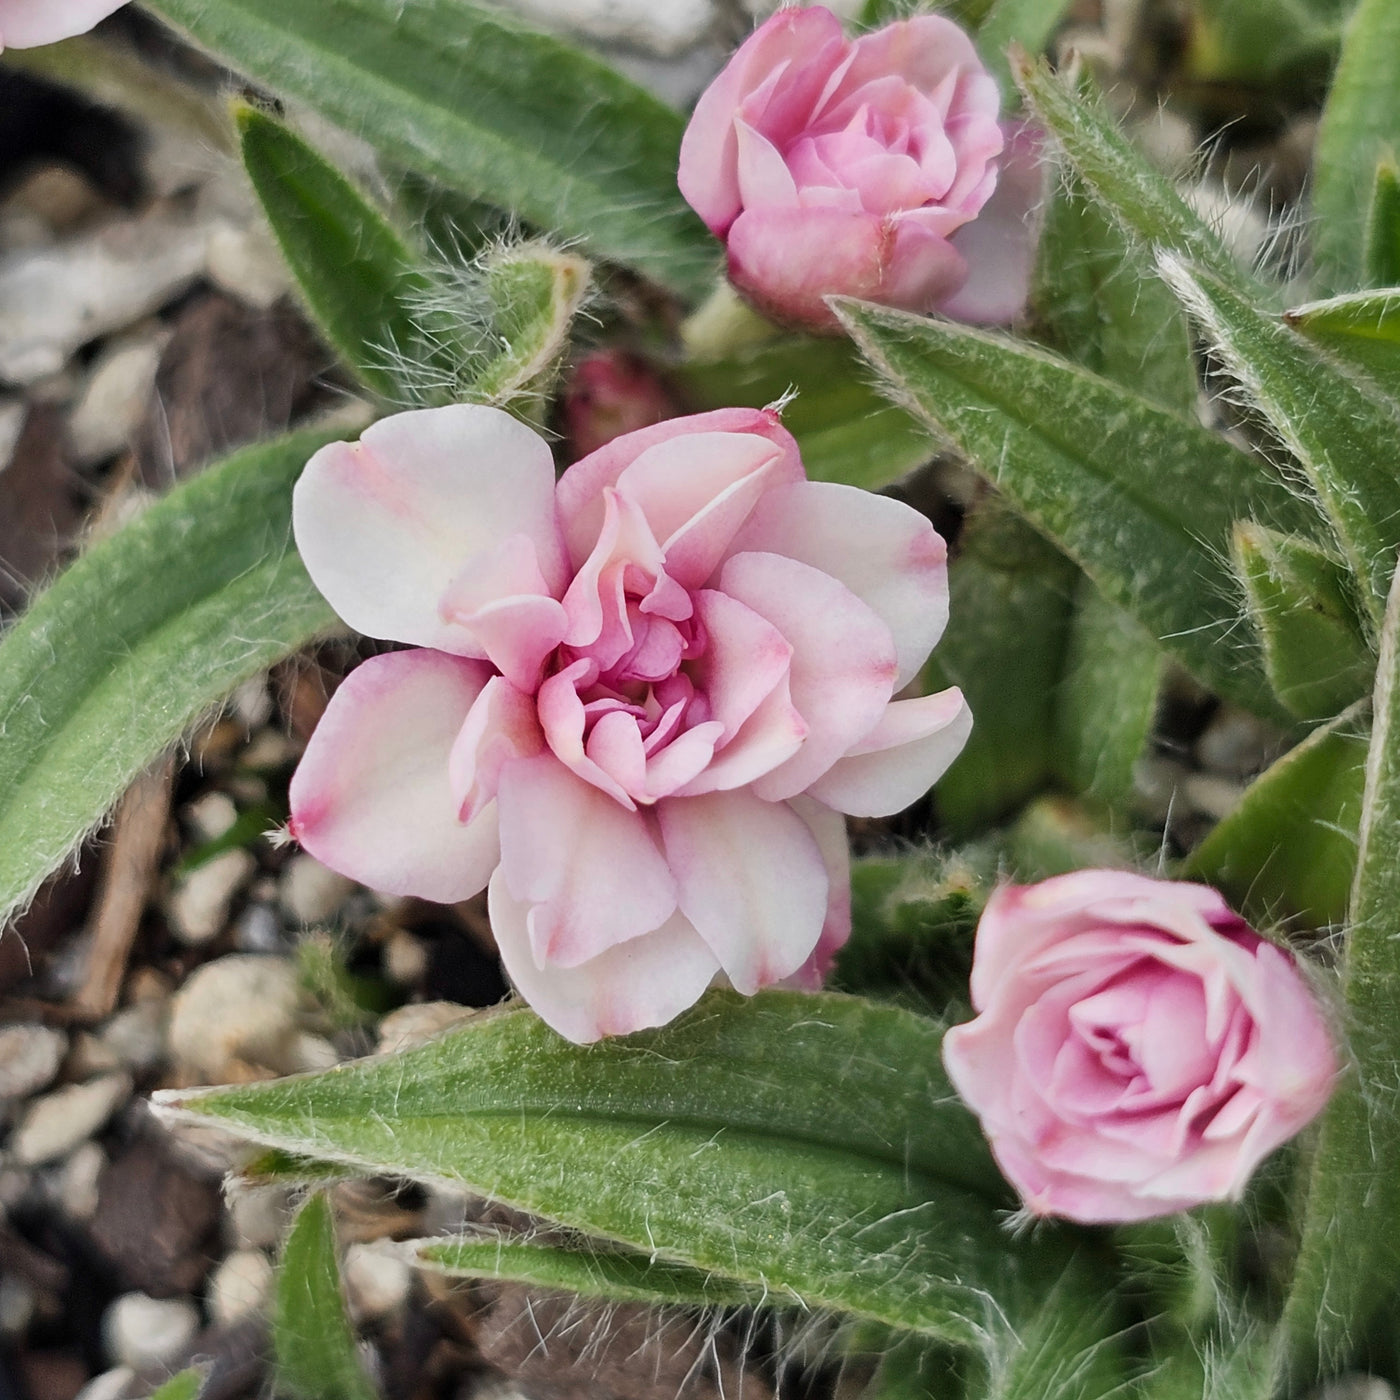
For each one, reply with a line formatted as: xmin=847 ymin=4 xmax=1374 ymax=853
xmin=1012 ymin=53 xmax=1256 ymax=297
xmin=1182 ymin=704 xmax=1368 ymax=929
xmin=924 ymin=498 xmax=1079 ymax=833
xmin=238 ymin=103 xmax=436 ymax=402
xmin=1284 ymin=287 xmax=1400 ymax=392
xmin=677 ymin=339 xmax=934 ymax=491
xmin=1161 ymin=255 xmax=1400 ymax=627
xmin=0 ymin=428 xmax=341 ymax=931
xmin=158 ymin=991 xmax=1074 ymax=1344
xmin=1364 ymin=160 xmax=1400 ymax=288
xmin=416 ymin=1233 xmax=764 ymax=1308
xmin=274 ymin=1194 xmax=378 ymax=1400
xmin=1312 ymin=0 xmax=1400 ymax=291
xmin=1283 ymin=561 xmax=1400 ymax=1378
xmin=145 ymin=1367 xmax=211 ymax=1400
xmin=145 ymin=0 xmax=715 ymax=299
xmin=1233 ymin=523 xmax=1373 ymax=721
xmin=977 ymin=0 xmax=1076 ymax=89
xmin=837 ymin=298 xmax=1307 ymax=718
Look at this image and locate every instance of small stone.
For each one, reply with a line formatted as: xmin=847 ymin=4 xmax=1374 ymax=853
xmin=1182 ymin=772 xmax=1245 ymax=823
xmin=377 ymin=1002 xmax=475 ymax=1055
xmin=184 ymin=791 xmax=238 ymax=841
xmin=205 ymin=222 xmax=291 ymax=310
xmin=0 ymin=1274 xmax=35 ymax=1338
xmin=68 ymin=331 xmax=166 ymax=467
xmin=1131 ymin=754 xmax=1189 ymax=826
xmin=230 ymin=677 xmax=274 ymax=729
xmin=7 ymin=166 xmax=105 ymax=232
xmin=232 ymin=902 xmax=286 ymax=955
xmin=240 ymin=730 xmax=296 ymax=770
xmin=168 ymin=954 xmax=301 ymax=1081
xmin=57 ymin=1141 xmax=105 ymax=1221
xmin=102 ymin=1292 xmax=200 ymax=1371
xmin=226 ymin=1183 xmax=295 ymax=1250
xmin=1319 ymin=1379 xmax=1397 ymax=1400
xmin=286 ymin=1032 xmax=340 ymax=1073
xmin=1195 ymin=707 xmax=1281 ymax=779
xmin=1183 ymin=182 xmax=1269 ymax=268
xmin=126 ymin=967 xmax=173 ymax=1004
xmin=383 ymin=930 xmax=429 ymax=987
xmin=10 ymin=1074 xmax=131 ymax=1166
xmin=207 ymin=1248 xmax=274 ymax=1325
xmin=508 ymin=0 xmax=714 ymax=56
xmin=73 ymin=1367 xmax=135 ymax=1400
xmin=98 ymin=1000 xmax=168 ymax=1074
xmin=66 ymin=1032 xmax=122 ymax=1080
xmin=167 ymin=848 xmax=256 ymax=946
xmin=0 ymin=1024 xmax=67 ymax=1100
xmin=279 ymin=854 xmax=355 ymax=926
xmin=1131 ymin=105 xmax=1197 ymax=177
xmin=0 ymin=398 xmax=27 ymax=472
xmin=343 ymin=1243 xmax=413 ymax=1323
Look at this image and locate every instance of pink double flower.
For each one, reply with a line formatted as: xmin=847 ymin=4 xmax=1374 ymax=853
xmin=289 ymin=405 xmax=969 ymax=1043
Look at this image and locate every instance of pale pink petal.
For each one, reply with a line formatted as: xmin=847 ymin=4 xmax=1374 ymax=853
xmin=937 ymin=122 xmax=1048 ymax=324
xmin=726 ymin=480 xmax=949 ymax=687
xmin=556 ymin=409 xmax=802 ymax=569
xmin=495 ymin=754 xmax=678 ymax=970
xmin=687 ymin=588 xmax=792 ymax=739
xmin=783 ymin=795 xmax=852 ymax=988
xmin=490 ymin=871 xmax=719 ymax=1044
xmin=288 ymin=650 xmax=499 ymax=902
xmin=720 ymin=551 xmax=897 ymax=801
xmin=448 ymin=676 xmax=545 ymax=823
xmin=0 ymin=0 xmax=128 ymax=47
xmin=293 ymin=405 xmax=566 ymax=650
xmin=806 ymin=688 xmax=971 ymax=816
xmin=677 ymin=5 xmax=847 ymax=233
xmin=536 ymin=660 xmax=638 ymax=808
xmin=657 ymin=788 xmax=828 ymax=995
xmin=735 ymin=120 xmax=801 ymax=210
xmin=824 ymin=13 xmax=988 ymax=113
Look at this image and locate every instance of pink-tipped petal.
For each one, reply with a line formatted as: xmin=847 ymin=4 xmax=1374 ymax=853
xmin=658 ymin=788 xmax=829 ymax=995
xmin=0 ymin=0 xmax=128 ymax=46
xmin=496 ymin=755 xmax=678 ymax=970
xmin=556 ymin=409 xmax=801 ymax=567
xmin=490 ymin=871 xmax=720 ymax=1043
xmin=785 ymin=795 xmax=852 ymax=987
xmin=727 ymin=480 xmax=949 ymax=687
xmin=448 ymin=676 xmax=545 ymax=823
xmin=677 ymin=4 xmax=848 ymax=233
xmin=806 ymin=687 xmax=972 ymax=816
xmin=828 ymin=13 xmax=987 ymax=109
xmin=937 ymin=122 xmax=1048 ymax=324
xmin=720 ymin=550 xmax=897 ymax=801
xmin=293 ymin=405 xmax=566 ymax=650
xmin=289 ymin=650 xmax=499 ymax=902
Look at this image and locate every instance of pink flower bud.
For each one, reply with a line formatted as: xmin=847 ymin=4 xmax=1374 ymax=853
xmin=678 ymin=5 xmax=1045 ymax=331
xmin=562 ymin=350 xmax=675 ymax=460
xmin=0 ymin=0 xmax=128 ymax=48
xmin=942 ymin=870 xmax=1338 ymax=1223
xmin=286 ymin=403 xmax=970 ymax=1042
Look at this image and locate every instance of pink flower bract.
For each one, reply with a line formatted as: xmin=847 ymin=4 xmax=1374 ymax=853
xmin=289 ymin=403 xmax=970 ymax=1042
xmin=942 ymin=870 xmax=1338 ymax=1223
xmin=677 ymin=4 xmax=1045 ymax=330
xmin=0 ymin=0 xmax=128 ymax=48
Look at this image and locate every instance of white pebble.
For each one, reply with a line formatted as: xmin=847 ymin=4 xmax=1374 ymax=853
xmin=167 ymin=848 xmax=256 ymax=946
xmin=68 ymin=330 xmax=166 ymax=467
xmin=168 ymin=955 xmax=301 ymax=1081
xmin=344 ymin=1243 xmax=413 ymax=1323
xmin=103 ymin=1292 xmax=200 ymax=1371
xmin=279 ymin=854 xmax=355 ymax=926
xmin=382 ymin=930 xmax=429 ymax=987
xmin=205 ymin=222 xmax=291 ymax=311
xmin=184 ymin=791 xmax=238 ymax=841
xmin=10 ymin=1074 xmax=131 ymax=1166
xmin=0 ymin=1274 xmax=35 ymax=1338
xmin=74 ymin=1367 xmax=136 ymax=1400
xmin=57 ymin=1140 xmax=106 ymax=1221
xmin=376 ymin=1002 xmax=474 ymax=1055
xmin=98 ymin=1000 xmax=168 ymax=1073
xmin=510 ymin=0 xmax=714 ymax=56
xmin=207 ymin=1248 xmax=274 ymax=1325
xmin=226 ymin=1183 xmax=294 ymax=1250
xmin=0 ymin=1024 xmax=67 ymax=1100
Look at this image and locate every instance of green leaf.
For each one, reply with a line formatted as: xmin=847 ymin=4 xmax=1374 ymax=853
xmin=158 ymin=990 xmax=1076 ymax=1344
xmin=1182 ymin=703 xmax=1368 ymax=929
xmin=1284 ymin=287 xmax=1400 ymax=392
xmin=1311 ymin=0 xmax=1400 ymax=291
xmin=145 ymin=1366 xmax=211 ymax=1400
xmin=1033 ymin=171 xmax=1198 ymax=416
xmin=1282 ymin=560 xmax=1400 ymax=1379
xmin=1052 ymin=577 xmax=1162 ymax=806
xmin=1364 ymin=159 xmax=1400 ymax=288
xmin=977 ymin=0 xmax=1076 ymax=90
xmin=1181 ymin=0 xmax=1342 ymax=89
xmin=237 ymin=103 xmax=437 ymax=402
xmin=837 ymin=298 xmax=1307 ymax=719
xmin=238 ymin=1149 xmax=358 ymax=1187
xmin=1160 ymin=255 xmax=1400 ymax=628
xmin=1232 ymin=523 xmax=1373 ymax=721
xmin=677 ymin=339 xmax=934 ymax=492
xmin=145 ymin=0 xmax=715 ymax=299
xmin=274 ymin=1193 xmax=378 ymax=1400
xmin=415 ymin=1232 xmax=764 ymax=1308
xmin=0 ymin=427 xmax=341 ymax=931
xmin=923 ymin=498 xmax=1079 ymax=833
xmin=1011 ymin=53 xmax=1257 ymax=297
